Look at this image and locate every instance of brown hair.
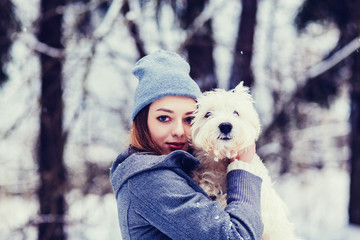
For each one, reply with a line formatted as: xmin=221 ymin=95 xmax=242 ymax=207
xmin=130 ymin=105 xmax=163 ymax=155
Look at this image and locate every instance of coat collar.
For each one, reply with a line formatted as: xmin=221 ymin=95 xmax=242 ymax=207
xmin=110 ymin=148 xmax=199 ymax=195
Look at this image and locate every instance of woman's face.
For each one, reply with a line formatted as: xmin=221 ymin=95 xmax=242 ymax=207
xmin=147 ymin=96 xmax=197 ymax=154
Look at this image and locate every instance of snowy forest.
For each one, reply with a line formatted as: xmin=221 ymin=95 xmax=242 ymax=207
xmin=0 ymin=0 xmax=360 ymax=239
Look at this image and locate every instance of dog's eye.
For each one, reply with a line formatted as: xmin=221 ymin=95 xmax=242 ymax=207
xmin=205 ymin=112 xmax=212 ymax=118
xmin=233 ymin=111 xmax=239 ymax=116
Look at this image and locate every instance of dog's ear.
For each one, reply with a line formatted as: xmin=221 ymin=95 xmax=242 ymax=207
xmin=232 ymin=81 xmax=249 ymax=94
xmin=232 ymin=81 xmax=253 ymax=100
xmin=235 ymin=81 xmax=244 ymax=90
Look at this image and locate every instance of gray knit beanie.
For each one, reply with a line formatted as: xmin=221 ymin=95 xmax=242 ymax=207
xmin=131 ymin=50 xmax=202 ymax=120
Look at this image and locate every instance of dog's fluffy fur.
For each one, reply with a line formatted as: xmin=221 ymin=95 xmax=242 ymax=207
xmin=191 ymin=82 xmax=301 ymax=240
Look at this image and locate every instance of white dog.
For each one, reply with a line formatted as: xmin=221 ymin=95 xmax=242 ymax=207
xmin=191 ymin=82 xmax=301 ymax=240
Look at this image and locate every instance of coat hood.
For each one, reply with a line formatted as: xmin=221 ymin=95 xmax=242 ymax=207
xmin=110 ymin=148 xmax=199 ymax=196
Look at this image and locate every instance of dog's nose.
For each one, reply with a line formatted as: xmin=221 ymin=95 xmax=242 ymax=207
xmin=219 ymin=122 xmax=232 ymax=134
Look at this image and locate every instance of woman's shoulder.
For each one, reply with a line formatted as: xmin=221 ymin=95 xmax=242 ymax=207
xmin=110 ymin=148 xmax=199 ymax=194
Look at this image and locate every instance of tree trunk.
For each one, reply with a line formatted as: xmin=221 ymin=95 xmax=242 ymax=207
xmin=121 ymin=0 xmax=146 ymax=59
xmin=0 ymin=0 xmax=19 ymax=85
xmin=229 ymin=0 xmax=258 ymax=89
xmin=181 ymin=0 xmax=217 ymax=91
xmin=349 ymin=52 xmax=360 ymax=225
xmin=37 ymin=0 xmax=67 ymax=239
xmin=186 ymin=20 xmax=217 ymax=92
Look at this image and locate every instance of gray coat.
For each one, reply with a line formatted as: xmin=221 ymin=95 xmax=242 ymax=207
xmin=110 ymin=148 xmax=263 ymax=240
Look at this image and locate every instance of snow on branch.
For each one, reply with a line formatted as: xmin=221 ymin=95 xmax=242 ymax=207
xmin=63 ymin=0 xmax=123 ymax=137
xmin=181 ymin=0 xmax=230 ymax=46
xmin=93 ymin=0 xmax=122 ymax=39
xmin=19 ymin=33 xmax=63 ymax=58
xmin=261 ymin=36 xmax=360 ymax=140
xmin=306 ymin=36 xmax=360 ymax=79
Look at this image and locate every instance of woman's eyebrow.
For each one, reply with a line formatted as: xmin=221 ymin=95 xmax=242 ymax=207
xmin=156 ymin=108 xmax=174 ymax=113
xmin=185 ymin=111 xmax=195 ymax=115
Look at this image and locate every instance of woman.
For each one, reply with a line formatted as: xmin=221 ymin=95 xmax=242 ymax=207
xmin=110 ymin=50 xmax=263 ymax=240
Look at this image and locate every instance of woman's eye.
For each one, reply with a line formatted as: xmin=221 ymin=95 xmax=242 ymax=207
xmin=185 ymin=116 xmax=195 ymax=124
xmin=205 ymin=112 xmax=212 ymax=118
xmin=157 ymin=116 xmax=170 ymax=122
xmin=233 ymin=111 xmax=239 ymax=116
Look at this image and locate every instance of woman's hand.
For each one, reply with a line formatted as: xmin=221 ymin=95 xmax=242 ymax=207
xmin=230 ymin=143 xmax=256 ymax=163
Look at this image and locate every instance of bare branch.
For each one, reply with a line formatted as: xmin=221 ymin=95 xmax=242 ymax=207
xmin=307 ymin=36 xmax=360 ymax=79
xmin=261 ymin=36 xmax=360 ymax=140
xmin=15 ymin=0 xmax=121 ymax=58
xmin=17 ymin=33 xmax=64 ymax=58
xmin=1 ymin=107 xmax=37 ymax=139
xmin=62 ymin=42 xmax=96 ymax=142
xmin=120 ymin=0 xmax=146 ymax=57
xmin=62 ymin=0 xmax=125 ymax=140
xmin=184 ymin=0 xmax=228 ymax=41
xmin=93 ymin=0 xmax=123 ymax=39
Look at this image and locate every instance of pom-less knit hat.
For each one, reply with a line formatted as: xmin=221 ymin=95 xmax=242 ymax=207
xmin=131 ymin=50 xmax=202 ymax=120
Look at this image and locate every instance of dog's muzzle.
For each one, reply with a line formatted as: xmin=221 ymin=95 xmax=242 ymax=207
xmin=218 ymin=122 xmax=232 ymax=140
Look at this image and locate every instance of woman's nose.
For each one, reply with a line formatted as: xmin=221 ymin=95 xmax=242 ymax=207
xmin=172 ymin=120 xmax=185 ymax=137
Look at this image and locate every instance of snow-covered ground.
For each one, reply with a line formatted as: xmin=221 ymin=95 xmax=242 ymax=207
xmin=276 ymin=167 xmax=360 ymax=240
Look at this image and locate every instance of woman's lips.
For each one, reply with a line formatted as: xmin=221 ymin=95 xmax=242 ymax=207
xmin=167 ymin=142 xmax=185 ymax=150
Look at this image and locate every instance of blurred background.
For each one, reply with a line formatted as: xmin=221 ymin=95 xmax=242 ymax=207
xmin=0 ymin=0 xmax=360 ymax=239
